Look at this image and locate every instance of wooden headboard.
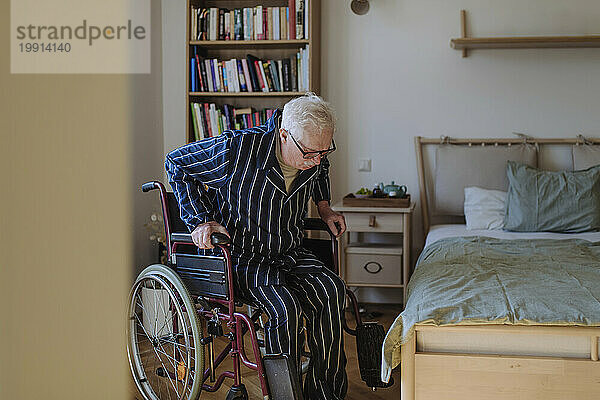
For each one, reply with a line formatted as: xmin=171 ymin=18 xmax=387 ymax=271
xmin=414 ymin=136 xmax=600 ymax=239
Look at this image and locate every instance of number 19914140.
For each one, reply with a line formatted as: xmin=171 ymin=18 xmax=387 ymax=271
xmin=19 ymin=42 xmax=71 ymax=53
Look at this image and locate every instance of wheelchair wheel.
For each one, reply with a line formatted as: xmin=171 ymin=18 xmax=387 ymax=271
xmin=127 ymin=264 xmax=205 ymax=400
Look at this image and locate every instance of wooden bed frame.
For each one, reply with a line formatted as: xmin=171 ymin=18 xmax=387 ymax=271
xmin=399 ymin=136 xmax=600 ymax=400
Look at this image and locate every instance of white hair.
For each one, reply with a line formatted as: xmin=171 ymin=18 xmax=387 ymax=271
xmin=281 ymin=92 xmax=336 ymax=141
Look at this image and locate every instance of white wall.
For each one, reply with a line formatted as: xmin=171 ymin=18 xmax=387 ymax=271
xmin=162 ymin=0 xmax=600 ymax=302
xmin=323 ymin=0 xmax=600 ymax=238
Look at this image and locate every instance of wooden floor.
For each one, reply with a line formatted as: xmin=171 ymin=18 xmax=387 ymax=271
xmin=129 ymin=304 xmax=402 ymax=399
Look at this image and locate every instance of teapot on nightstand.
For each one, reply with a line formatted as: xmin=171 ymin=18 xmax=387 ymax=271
xmin=379 ymin=181 xmax=407 ymax=198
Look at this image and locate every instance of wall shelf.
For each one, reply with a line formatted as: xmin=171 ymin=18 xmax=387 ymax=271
xmin=451 ymin=10 xmax=600 ymax=57
xmin=189 ymin=91 xmax=304 ymax=97
xmin=189 ymin=39 xmax=309 ymax=48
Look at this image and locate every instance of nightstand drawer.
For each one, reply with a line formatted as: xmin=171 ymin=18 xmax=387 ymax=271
xmin=343 ymin=212 xmax=404 ymax=233
xmin=344 ymin=247 xmax=402 ymax=286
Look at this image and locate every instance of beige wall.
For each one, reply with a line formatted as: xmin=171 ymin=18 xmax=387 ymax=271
xmin=132 ymin=0 xmax=166 ymax=276
xmin=0 ymin=0 xmax=165 ymax=397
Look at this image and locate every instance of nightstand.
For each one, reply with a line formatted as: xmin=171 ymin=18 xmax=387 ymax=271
xmin=331 ymin=202 xmax=415 ymax=305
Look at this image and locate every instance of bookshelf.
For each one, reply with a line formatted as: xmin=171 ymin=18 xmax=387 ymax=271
xmin=186 ymin=0 xmax=321 ymax=143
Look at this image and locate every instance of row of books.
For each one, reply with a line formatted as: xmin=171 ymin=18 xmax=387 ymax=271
xmin=190 ymin=103 xmax=277 ymax=140
xmin=190 ymin=47 xmax=310 ymax=93
xmin=190 ymin=0 xmax=309 ymax=41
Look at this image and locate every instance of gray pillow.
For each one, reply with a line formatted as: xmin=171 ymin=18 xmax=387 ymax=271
xmin=503 ymin=161 xmax=600 ymax=232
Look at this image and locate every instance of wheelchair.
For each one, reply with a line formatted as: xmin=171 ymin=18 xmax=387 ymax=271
xmin=127 ymin=181 xmax=392 ymax=400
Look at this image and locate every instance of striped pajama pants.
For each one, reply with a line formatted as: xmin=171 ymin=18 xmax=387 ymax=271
xmin=236 ymin=259 xmax=348 ymax=400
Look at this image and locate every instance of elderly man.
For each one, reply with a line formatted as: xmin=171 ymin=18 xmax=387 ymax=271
xmin=165 ymin=93 xmax=348 ymax=399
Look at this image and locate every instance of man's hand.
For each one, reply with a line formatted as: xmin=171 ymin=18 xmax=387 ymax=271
xmin=317 ymin=201 xmax=346 ymax=237
xmin=191 ymin=221 xmax=230 ymax=249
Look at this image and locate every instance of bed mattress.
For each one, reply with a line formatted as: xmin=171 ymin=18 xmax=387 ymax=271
xmin=426 ymin=224 xmax=600 ymax=248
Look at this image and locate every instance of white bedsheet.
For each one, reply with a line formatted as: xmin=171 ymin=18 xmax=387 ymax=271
xmin=425 ymin=224 xmax=600 ymax=248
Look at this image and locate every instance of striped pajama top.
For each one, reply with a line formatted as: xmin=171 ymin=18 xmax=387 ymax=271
xmin=165 ymin=109 xmax=331 ymax=286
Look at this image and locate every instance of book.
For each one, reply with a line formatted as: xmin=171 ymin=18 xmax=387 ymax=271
xmin=190 ymin=58 xmax=197 ymax=91
xmin=304 ymin=0 xmax=309 ymax=39
xmin=204 ymin=59 xmax=213 ymax=91
xmin=203 ymin=103 xmax=213 ymax=136
xmin=263 ymin=8 xmax=268 ymax=40
xmin=245 ymin=54 xmax=260 ymax=91
xmin=197 ymin=103 xmax=207 ymax=138
xmin=256 ymin=6 xmax=264 ymax=40
xmin=218 ymin=61 xmax=225 ymax=92
xmin=288 ymin=0 xmax=296 ymax=39
xmin=281 ymin=7 xmax=287 ymax=40
xmin=269 ymin=60 xmax=280 ymax=91
xmin=289 ymin=56 xmax=297 ymax=91
xmin=296 ymin=50 xmax=302 ymax=91
xmin=296 ymin=0 xmax=304 ymax=40
xmin=209 ymin=8 xmax=218 ymax=41
xmin=273 ymin=7 xmax=280 ymax=40
xmin=254 ymin=60 xmax=266 ymax=92
xmin=199 ymin=57 xmax=208 ymax=91
xmin=209 ymin=103 xmax=219 ymax=136
xmin=257 ymin=61 xmax=269 ymax=92
xmin=234 ymin=9 xmax=243 ymax=40
xmin=262 ymin=61 xmax=275 ymax=91
xmin=190 ymin=6 xmax=196 ymax=40
xmin=200 ymin=9 xmax=208 ymax=40
xmin=195 ymin=54 xmax=204 ymax=91
xmin=277 ymin=60 xmax=284 ymax=91
xmin=249 ymin=8 xmax=254 ymax=40
xmin=210 ymin=59 xmax=219 ymax=91
xmin=190 ymin=102 xmax=199 ymax=140
xmin=219 ymin=9 xmax=225 ymax=40
xmin=267 ymin=8 xmax=273 ymax=40
xmin=224 ymin=11 xmax=230 ymax=40
xmin=282 ymin=58 xmax=291 ymax=91
xmin=236 ymin=60 xmax=247 ymax=92
xmin=241 ymin=59 xmax=253 ymax=92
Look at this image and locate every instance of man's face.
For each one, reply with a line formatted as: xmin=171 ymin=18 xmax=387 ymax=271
xmin=280 ymin=127 xmax=334 ymax=170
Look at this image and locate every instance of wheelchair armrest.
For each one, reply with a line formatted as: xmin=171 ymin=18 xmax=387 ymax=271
xmin=303 ymin=218 xmax=329 ymax=232
xmin=171 ymin=232 xmax=193 ymax=243
xmin=171 ymin=232 xmax=231 ymax=246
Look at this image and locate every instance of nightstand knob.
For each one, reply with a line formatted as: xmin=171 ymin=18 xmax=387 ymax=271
xmin=363 ymin=261 xmax=383 ymax=274
xmin=368 ymin=215 xmax=376 ymax=227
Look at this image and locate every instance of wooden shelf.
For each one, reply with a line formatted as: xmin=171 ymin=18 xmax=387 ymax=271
xmin=451 ymin=35 xmax=600 ymax=50
xmin=190 ymin=39 xmax=310 ymax=48
xmin=189 ymin=91 xmax=305 ymax=97
xmin=451 ymin=10 xmax=600 ymax=57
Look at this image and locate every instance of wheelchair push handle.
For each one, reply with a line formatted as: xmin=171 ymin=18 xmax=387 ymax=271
xmin=141 ymin=182 xmax=157 ymax=192
xmin=211 ymin=232 xmax=230 ymax=246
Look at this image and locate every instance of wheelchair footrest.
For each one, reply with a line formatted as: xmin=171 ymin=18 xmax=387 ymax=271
xmin=356 ymin=322 xmax=393 ymax=389
xmin=263 ymin=354 xmax=304 ymax=400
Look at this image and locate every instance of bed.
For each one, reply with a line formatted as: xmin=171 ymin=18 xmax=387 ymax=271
xmin=382 ymin=136 xmax=600 ymax=400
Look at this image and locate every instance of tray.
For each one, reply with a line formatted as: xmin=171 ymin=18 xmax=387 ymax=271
xmin=342 ymin=193 xmax=411 ymax=208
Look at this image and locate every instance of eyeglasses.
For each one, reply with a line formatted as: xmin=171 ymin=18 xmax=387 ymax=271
xmin=286 ymin=131 xmax=336 ymax=159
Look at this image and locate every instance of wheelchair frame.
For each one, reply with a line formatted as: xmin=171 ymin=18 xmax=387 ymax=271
xmin=133 ymin=181 xmax=365 ymax=399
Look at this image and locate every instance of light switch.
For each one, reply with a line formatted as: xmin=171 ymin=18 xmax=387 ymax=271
xmin=358 ymin=158 xmax=371 ymax=172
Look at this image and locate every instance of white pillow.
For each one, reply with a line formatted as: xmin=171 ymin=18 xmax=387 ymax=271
xmin=464 ymin=187 xmax=507 ymax=230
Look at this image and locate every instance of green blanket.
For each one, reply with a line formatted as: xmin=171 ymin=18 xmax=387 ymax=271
xmin=381 ymin=236 xmax=600 ymax=382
